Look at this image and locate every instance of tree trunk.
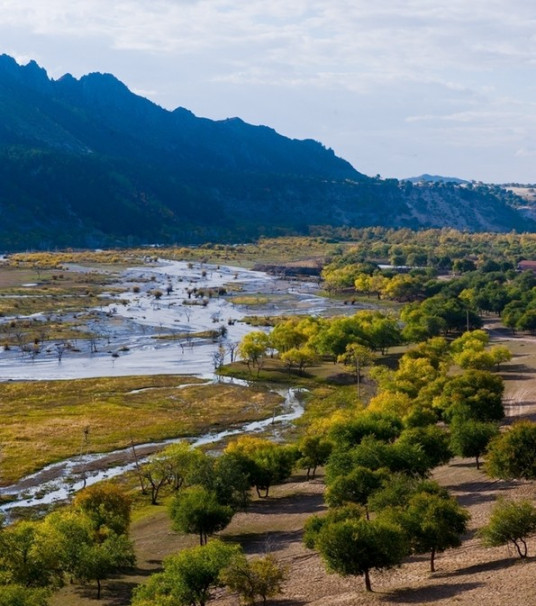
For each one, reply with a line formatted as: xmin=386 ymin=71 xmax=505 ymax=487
xmin=97 ymin=578 xmax=101 ymax=600
xmin=364 ymin=569 xmax=372 ymax=592
xmin=475 ymin=455 xmax=480 ymax=470
xmin=514 ymin=538 xmax=528 ymax=558
xmin=430 ymin=547 xmax=436 ymax=572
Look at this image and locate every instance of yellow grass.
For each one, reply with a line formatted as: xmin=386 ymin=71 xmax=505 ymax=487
xmin=0 ymin=375 xmax=283 ymax=485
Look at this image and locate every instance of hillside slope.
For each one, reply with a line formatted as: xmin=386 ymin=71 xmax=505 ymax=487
xmin=0 ymin=55 xmax=530 ymax=249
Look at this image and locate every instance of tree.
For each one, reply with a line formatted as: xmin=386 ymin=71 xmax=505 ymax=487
xmin=213 ymin=452 xmax=253 ymax=510
xmin=397 ymin=425 xmax=452 ymax=469
xmin=225 ymin=437 xmax=296 ymax=498
xmin=0 ymin=520 xmax=64 ymax=589
xmin=169 ymin=486 xmax=234 ymax=545
xmin=325 ymin=466 xmax=384 ymax=517
xmin=73 ymin=483 xmax=131 ymax=536
xmin=220 ymin=553 xmax=287 ymax=606
xmin=74 ymin=532 xmax=135 ymax=599
xmin=486 ymin=421 xmax=536 ymax=480
xmin=337 ymin=343 xmax=376 ymax=398
xmin=142 ymin=455 xmax=172 ymax=505
xmin=238 ymin=331 xmax=269 ymax=374
xmin=132 ymin=540 xmax=239 ymax=606
xmin=368 ymin=475 xmax=448 ymax=513
xmin=297 ymin=434 xmax=332 ymax=479
xmin=270 ymin=319 xmax=308 ymax=353
xmin=280 ymin=345 xmax=317 ymax=375
xmin=327 ymin=411 xmax=403 ymax=452
xmin=0 ymin=586 xmax=50 ymax=606
xmin=436 ymin=370 xmax=504 ymax=423
xmin=479 ymin=499 xmax=536 ymax=558
xmin=449 ymin=420 xmax=499 ymax=469
xmin=400 ymin=492 xmax=469 ymax=571
xmin=313 ymin=517 xmax=407 ymax=591
xmin=39 ymin=510 xmax=93 ymax=584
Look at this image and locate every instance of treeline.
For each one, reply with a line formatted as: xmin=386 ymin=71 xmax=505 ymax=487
xmin=319 ymin=228 xmax=536 ymax=336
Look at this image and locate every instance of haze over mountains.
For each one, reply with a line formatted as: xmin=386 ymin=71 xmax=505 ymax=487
xmin=0 ymin=55 xmax=531 ymax=250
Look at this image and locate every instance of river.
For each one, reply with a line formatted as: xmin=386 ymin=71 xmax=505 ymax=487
xmin=0 ymin=259 xmax=362 ymax=517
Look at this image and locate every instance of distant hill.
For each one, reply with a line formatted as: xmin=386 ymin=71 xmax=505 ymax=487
xmin=0 ymin=55 xmax=531 ymax=250
xmin=405 ymin=174 xmax=471 ymax=185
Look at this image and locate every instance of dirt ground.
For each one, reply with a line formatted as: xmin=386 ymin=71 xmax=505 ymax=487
xmin=52 ymin=325 xmax=536 ymax=606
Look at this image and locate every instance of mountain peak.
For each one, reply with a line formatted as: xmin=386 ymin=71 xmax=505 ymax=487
xmin=0 ymin=54 xmax=50 ymax=91
xmin=0 ymin=54 xmax=530 ymax=250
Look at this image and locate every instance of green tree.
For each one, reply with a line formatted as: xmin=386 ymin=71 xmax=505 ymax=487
xmin=327 ymin=411 xmax=403 ymax=452
xmin=280 ymin=345 xmax=317 ymax=375
xmin=313 ymin=517 xmax=408 ymax=591
xmin=74 ymin=532 xmax=135 ymax=599
xmin=297 ymin=434 xmax=332 ymax=480
xmin=486 ymin=421 xmax=536 ymax=480
xmin=325 ymin=466 xmax=385 ymax=517
xmin=39 ymin=510 xmax=93 ymax=583
xmin=225 ymin=437 xmax=295 ymax=498
xmin=479 ymin=499 xmax=536 ymax=558
xmin=142 ymin=454 xmax=172 ymax=505
xmin=270 ymin=319 xmax=308 ymax=353
xmin=436 ymin=370 xmax=504 ymax=423
xmin=213 ymin=452 xmax=253 ymax=510
xmin=0 ymin=521 xmax=63 ymax=589
xmin=73 ymin=483 xmax=131 ymax=536
xmin=397 ymin=425 xmax=452 ymax=469
xmin=399 ymin=492 xmax=469 ymax=571
xmin=220 ymin=553 xmax=287 ymax=606
xmin=0 ymin=585 xmax=50 ymax=606
xmin=169 ymin=486 xmax=234 ymax=545
xmin=238 ymin=331 xmax=270 ymax=373
xmin=449 ymin=420 xmax=499 ymax=469
xmin=337 ymin=343 xmax=376 ymax=398
xmin=132 ymin=540 xmax=239 ymax=606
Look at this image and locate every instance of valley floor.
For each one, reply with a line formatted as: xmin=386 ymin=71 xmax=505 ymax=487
xmin=51 ymin=325 xmax=536 ymax=606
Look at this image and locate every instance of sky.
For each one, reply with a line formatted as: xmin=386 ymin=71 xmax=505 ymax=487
xmin=1 ymin=0 xmax=536 ymax=184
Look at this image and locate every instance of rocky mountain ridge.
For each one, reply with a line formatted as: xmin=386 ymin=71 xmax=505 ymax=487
xmin=0 ymin=55 xmax=530 ymax=250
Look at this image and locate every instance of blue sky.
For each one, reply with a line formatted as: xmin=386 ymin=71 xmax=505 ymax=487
xmin=2 ymin=0 xmax=536 ymax=183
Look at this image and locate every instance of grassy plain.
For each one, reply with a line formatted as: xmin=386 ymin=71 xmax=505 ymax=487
xmin=0 ymin=375 xmax=283 ymax=485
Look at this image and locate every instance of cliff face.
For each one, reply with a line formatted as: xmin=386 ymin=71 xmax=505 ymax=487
xmin=0 ymin=55 xmax=530 ymax=250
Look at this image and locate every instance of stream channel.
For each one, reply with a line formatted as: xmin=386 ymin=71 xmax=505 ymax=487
xmin=0 ymin=259 xmax=367 ymax=518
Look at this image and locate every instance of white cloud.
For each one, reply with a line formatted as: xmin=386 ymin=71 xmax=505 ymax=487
xmin=1 ymin=0 xmax=536 ymax=181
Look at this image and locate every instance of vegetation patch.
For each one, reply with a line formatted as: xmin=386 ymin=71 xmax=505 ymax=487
xmin=0 ymin=375 xmax=283 ymax=485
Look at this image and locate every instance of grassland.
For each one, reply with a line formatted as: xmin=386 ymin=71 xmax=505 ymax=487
xmin=0 ymin=375 xmax=283 ymax=485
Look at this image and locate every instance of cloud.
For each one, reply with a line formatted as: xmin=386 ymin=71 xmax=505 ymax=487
xmin=1 ymin=0 xmax=536 ymax=181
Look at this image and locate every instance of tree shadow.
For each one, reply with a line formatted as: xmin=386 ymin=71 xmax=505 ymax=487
xmin=381 ymin=581 xmax=484 ymax=603
xmin=499 ymin=363 xmax=536 ymax=375
xmin=250 ymin=492 xmax=325 ymax=516
xmin=432 ymin=556 xmax=517 ymax=578
xmin=71 ymin=566 xmax=159 ymax=605
xmin=225 ymin=528 xmax=305 ymax=555
xmin=444 ymin=479 xmax=517 ymax=507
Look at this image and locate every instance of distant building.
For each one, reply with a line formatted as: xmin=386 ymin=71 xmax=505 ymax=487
xmin=517 ymin=260 xmax=536 ymax=273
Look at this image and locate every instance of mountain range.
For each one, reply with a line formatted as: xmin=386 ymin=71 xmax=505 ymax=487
xmin=0 ymin=54 xmax=531 ymax=250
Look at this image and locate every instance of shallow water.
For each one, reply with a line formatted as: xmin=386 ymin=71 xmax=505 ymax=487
xmin=0 ymin=260 xmax=350 ymax=380
xmin=0 ymin=260 xmax=346 ymax=515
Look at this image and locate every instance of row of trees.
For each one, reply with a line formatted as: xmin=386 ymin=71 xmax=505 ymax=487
xmin=131 ymin=540 xmax=286 ymax=606
xmin=237 ymin=310 xmax=403 ymax=376
xmin=318 ymin=226 xmax=536 ymax=274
